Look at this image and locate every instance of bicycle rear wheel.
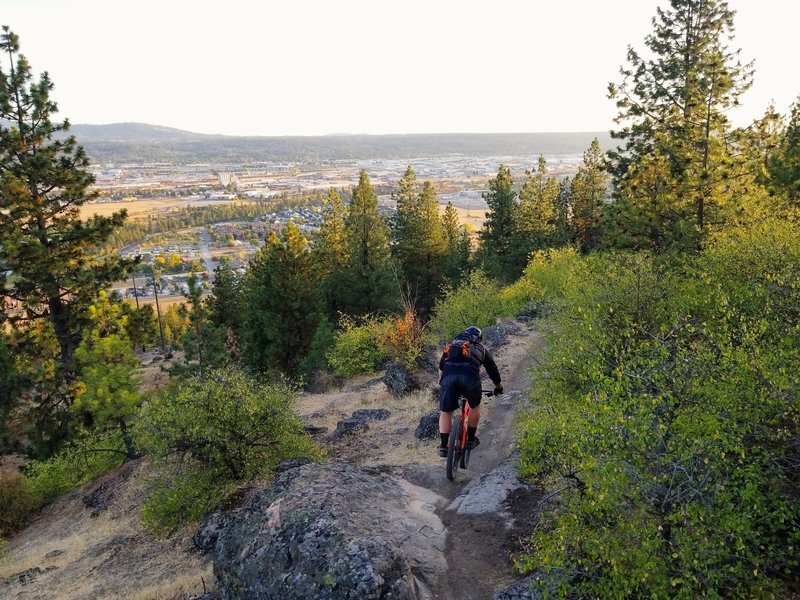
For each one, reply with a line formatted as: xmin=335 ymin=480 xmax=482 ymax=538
xmin=446 ymin=416 xmax=463 ymax=481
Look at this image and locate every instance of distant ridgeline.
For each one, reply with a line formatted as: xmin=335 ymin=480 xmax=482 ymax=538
xmin=63 ymin=123 xmax=612 ymax=164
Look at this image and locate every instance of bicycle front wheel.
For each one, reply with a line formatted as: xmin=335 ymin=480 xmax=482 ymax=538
xmin=446 ymin=415 xmax=463 ymax=481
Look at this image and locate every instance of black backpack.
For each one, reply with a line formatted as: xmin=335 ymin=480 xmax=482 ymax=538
xmin=443 ymin=338 xmax=473 ymax=363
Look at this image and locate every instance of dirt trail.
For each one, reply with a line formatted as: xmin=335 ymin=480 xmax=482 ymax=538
xmin=301 ymin=319 xmax=544 ymax=600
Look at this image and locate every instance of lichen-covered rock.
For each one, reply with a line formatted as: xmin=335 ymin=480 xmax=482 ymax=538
xmin=414 ymin=411 xmax=439 ymax=440
xmin=494 ymin=575 xmax=543 ymax=600
xmin=333 ymin=417 xmax=369 ymax=437
xmin=351 ymin=408 xmax=391 ymax=422
xmin=212 ymin=462 xmax=446 ymax=600
xmin=482 ymin=322 xmax=522 ymax=348
xmin=383 ymin=361 xmax=422 ymax=397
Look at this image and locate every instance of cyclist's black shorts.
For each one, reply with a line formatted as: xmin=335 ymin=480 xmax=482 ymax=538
xmin=439 ymin=374 xmax=482 ymax=412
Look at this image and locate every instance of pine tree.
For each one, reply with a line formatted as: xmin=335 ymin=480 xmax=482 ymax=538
xmin=555 ymin=176 xmax=573 ymax=245
xmin=313 ymin=187 xmax=349 ymax=316
xmin=73 ymin=292 xmax=141 ymax=459
xmin=391 ymin=168 xmax=447 ymax=317
xmin=571 ymin=139 xmax=608 ymax=252
xmin=768 ymin=95 xmax=800 ymax=204
xmin=514 ymin=155 xmax=559 ymax=270
xmin=208 ymin=258 xmax=243 ymax=332
xmin=441 ymin=202 xmax=470 ymax=286
xmin=243 ymin=222 xmax=323 ymax=377
xmin=391 ymin=165 xmax=419 ymax=274
xmin=606 ymin=0 xmax=754 ymax=251
xmin=338 ymin=170 xmax=397 ymax=316
xmin=177 ymin=274 xmax=227 ymax=377
xmin=477 ymin=165 xmax=518 ymax=281
xmin=0 ymin=28 xmax=134 ymax=450
xmin=408 ymin=181 xmax=447 ymax=317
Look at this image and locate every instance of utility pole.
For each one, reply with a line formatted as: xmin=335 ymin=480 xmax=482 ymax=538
xmin=151 ymin=267 xmax=167 ymax=354
xmin=131 ymin=272 xmax=141 ymax=309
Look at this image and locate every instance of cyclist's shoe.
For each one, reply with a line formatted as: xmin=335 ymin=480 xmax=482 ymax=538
xmin=465 ymin=437 xmax=480 ymax=450
xmin=437 ymin=445 xmax=448 ymax=458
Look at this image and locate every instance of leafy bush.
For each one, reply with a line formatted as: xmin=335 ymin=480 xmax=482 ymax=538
xmin=300 ymin=316 xmax=336 ymax=385
xmin=0 ymin=469 xmax=38 ymax=536
xmin=23 ymin=433 xmax=126 ymax=505
xmin=384 ymin=308 xmax=425 ymax=369
xmin=140 ymin=467 xmax=236 ymax=536
xmin=136 ymin=367 xmax=317 ymax=480
xmin=326 ymin=316 xmax=390 ymax=377
xmin=136 ymin=367 xmax=318 ymax=532
xmin=501 ymin=247 xmax=583 ymax=315
xmin=428 ymin=271 xmax=506 ymax=343
xmin=516 ymin=223 xmax=800 ymax=597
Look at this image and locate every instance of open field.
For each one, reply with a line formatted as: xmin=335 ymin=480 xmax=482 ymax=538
xmin=80 ymin=198 xmax=239 ymax=222
xmin=80 ymin=198 xmax=192 ymax=221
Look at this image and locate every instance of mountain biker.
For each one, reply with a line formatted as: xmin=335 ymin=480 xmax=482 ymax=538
xmin=437 ymin=326 xmax=503 ymax=457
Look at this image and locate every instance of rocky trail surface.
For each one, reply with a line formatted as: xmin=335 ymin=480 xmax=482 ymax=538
xmin=0 ymin=319 xmax=544 ymax=600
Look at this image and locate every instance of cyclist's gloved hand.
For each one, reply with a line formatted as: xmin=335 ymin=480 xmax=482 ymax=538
xmin=493 ymin=384 xmax=503 ymax=396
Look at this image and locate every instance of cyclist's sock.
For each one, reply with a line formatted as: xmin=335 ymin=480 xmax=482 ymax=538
xmin=440 ymin=432 xmax=449 ymax=447
xmin=467 ymin=426 xmax=477 ymax=441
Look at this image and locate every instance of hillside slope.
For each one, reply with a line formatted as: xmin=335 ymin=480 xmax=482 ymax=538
xmin=0 ymin=319 xmax=543 ymax=600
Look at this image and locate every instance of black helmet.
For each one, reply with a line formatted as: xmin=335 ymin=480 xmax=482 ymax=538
xmin=465 ymin=326 xmax=482 ymax=342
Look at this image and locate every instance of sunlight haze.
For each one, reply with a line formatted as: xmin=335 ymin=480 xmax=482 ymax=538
xmin=2 ymin=0 xmax=797 ymax=136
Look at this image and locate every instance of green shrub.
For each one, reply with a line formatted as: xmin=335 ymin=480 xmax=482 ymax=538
xmin=501 ymin=247 xmax=583 ymax=315
xmin=326 ymin=316 xmax=389 ymax=377
xmin=516 ymin=225 xmax=800 ymax=598
xmin=140 ymin=467 xmax=236 ymax=536
xmin=0 ymin=469 xmax=38 ymax=536
xmin=135 ymin=367 xmax=318 ymax=532
xmin=300 ymin=316 xmax=336 ymax=384
xmin=384 ymin=308 xmax=425 ymax=369
xmin=136 ymin=367 xmax=317 ymax=480
xmin=24 ymin=432 xmax=126 ymax=506
xmin=428 ymin=271 xmax=506 ymax=343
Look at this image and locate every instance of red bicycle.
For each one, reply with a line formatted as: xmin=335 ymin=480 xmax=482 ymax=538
xmin=446 ymin=389 xmax=493 ymax=481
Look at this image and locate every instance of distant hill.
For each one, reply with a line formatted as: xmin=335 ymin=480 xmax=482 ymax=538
xmin=68 ymin=122 xmax=215 ymax=142
xmin=63 ymin=122 xmax=613 ymax=164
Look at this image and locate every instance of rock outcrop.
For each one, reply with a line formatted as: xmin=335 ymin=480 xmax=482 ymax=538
xmin=210 ymin=462 xmax=446 ymax=600
xmin=383 ymin=361 xmax=423 ymax=397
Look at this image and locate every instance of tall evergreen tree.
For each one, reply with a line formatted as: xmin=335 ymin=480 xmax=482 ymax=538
xmin=514 ymin=155 xmax=559 ymax=271
xmin=408 ymin=181 xmax=447 ymax=317
xmin=768 ymin=95 xmax=800 ymax=204
xmin=73 ymin=292 xmax=141 ymax=459
xmin=391 ymin=165 xmax=419 ymax=272
xmin=313 ymin=187 xmax=349 ymax=316
xmin=0 ymin=28 xmax=134 ymax=451
xmin=208 ymin=258 xmax=243 ymax=332
xmin=244 ymin=222 xmax=323 ymax=377
xmin=477 ymin=165 xmax=518 ymax=281
xmin=177 ymin=274 xmax=227 ymax=376
xmin=441 ymin=202 xmax=470 ymax=286
xmin=606 ymin=0 xmax=754 ymax=251
xmin=391 ymin=168 xmax=447 ymax=317
xmin=338 ymin=170 xmax=397 ymax=316
xmin=555 ymin=176 xmax=573 ymax=245
xmin=571 ymin=139 xmax=608 ymax=252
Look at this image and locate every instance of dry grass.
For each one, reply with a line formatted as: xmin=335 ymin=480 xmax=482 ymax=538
xmin=0 ymin=459 xmax=212 ymax=600
xmin=298 ymin=372 xmax=444 ymax=469
xmin=79 ymin=198 xmax=190 ymax=221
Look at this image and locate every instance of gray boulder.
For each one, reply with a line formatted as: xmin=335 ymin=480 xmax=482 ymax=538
xmin=482 ymin=322 xmax=522 ymax=348
xmin=414 ymin=411 xmax=439 ymax=440
xmin=494 ymin=575 xmax=543 ymax=599
xmin=383 ymin=361 xmax=422 ymax=397
xmin=212 ymin=462 xmax=446 ymax=600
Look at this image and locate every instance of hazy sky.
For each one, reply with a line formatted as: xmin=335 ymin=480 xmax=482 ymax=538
xmin=1 ymin=0 xmax=797 ymax=137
